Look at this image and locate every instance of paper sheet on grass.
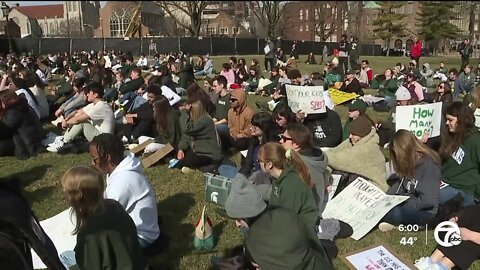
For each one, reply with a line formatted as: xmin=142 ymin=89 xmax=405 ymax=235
xmin=32 ymin=208 xmax=77 ymax=269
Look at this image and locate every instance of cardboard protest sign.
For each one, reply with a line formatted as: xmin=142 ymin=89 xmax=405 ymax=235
xmin=342 ymin=244 xmax=415 ymax=270
xmin=142 ymin=143 xmax=174 ymax=168
xmin=322 ymin=178 xmax=408 ymax=240
xmin=395 ymin=102 xmax=443 ymax=139
xmin=328 ymin=88 xmax=359 ymax=105
xmin=32 ymin=208 xmax=76 ymax=269
xmin=285 ymin=85 xmax=326 ymax=114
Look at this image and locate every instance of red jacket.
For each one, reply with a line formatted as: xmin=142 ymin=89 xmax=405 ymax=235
xmin=411 ymin=42 xmax=422 ymax=58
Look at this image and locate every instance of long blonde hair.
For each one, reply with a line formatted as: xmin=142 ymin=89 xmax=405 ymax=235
xmin=61 ymin=166 xmax=105 ymax=234
xmin=258 ymin=142 xmax=313 ymax=187
xmin=189 ymin=100 xmax=207 ymax=122
xmin=389 ymin=130 xmax=441 ymax=178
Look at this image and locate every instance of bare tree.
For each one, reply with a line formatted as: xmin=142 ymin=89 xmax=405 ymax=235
xmin=58 ymin=18 xmax=83 ymax=37
xmin=156 ymin=1 xmax=210 ymax=37
xmin=312 ymin=2 xmax=336 ymax=41
xmin=247 ymin=1 xmax=286 ymax=39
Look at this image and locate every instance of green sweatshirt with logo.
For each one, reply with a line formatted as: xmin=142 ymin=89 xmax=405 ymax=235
xmin=442 ymin=132 xmax=480 ymax=198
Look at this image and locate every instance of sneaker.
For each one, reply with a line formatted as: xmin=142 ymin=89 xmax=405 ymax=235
xmin=47 ymin=136 xmax=64 ymax=147
xmin=181 ymin=167 xmax=195 ymax=174
xmin=46 ymin=139 xmax=65 ymax=153
xmin=41 ymin=132 xmax=59 ymax=146
xmin=168 ymin=159 xmax=180 ymax=169
xmin=121 ymin=136 xmax=129 ymax=144
xmin=414 ymin=257 xmax=433 ymax=270
xmin=50 ymin=116 xmax=64 ymax=126
xmin=378 ymin=222 xmax=396 ymax=232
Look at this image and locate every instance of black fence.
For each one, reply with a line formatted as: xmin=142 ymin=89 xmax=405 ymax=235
xmin=0 ymin=37 xmax=382 ymax=57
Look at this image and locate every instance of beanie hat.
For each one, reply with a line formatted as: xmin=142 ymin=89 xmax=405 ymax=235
xmin=225 ymin=175 xmax=267 ymax=219
xmin=347 ymin=98 xmax=367 ymax=113
xmin=395 ymin=86 xmax=411 ymax=101
xmin=350 ymin=116 xmax=373 ymax=138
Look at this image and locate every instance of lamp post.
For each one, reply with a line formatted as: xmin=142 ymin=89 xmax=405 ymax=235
xmin=206 ymin=19 xmax=210 ymax=36
xmin=100 ymin=17 xmax=104 ymax=51
xmin=1 ymin=1 xmax=12 ymax=53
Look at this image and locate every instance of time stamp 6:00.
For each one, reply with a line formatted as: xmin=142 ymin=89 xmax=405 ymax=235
xmin=397 ymin=224 xmax=423 ymax=246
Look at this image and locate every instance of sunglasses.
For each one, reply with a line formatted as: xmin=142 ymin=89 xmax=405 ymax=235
xmin=279 ymin=134 xmax=293 ymax=142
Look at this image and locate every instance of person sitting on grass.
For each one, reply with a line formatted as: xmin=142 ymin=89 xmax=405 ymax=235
xmin=58 ymin=165 xmax=148 ymax=270
xmin=47 ymin=82 xmax=114 ymax=153
xmin=212 ymin=75 xmax=231 ymax=136
xmin=272 ymin=103 xmax=297 ymax=134
xmin=255 ymin=66 xmax=280 ymax=96
xmin=219 ymin=88 xmax=254 ymax=153
xmin=339 ymin=69 xmax=363 ymax=96
xmin=89 ymin=133 xmax=161 ymax=248
xmin=305 ymin=52 xmax=317 ymax=65
xmin=242 ymin=65 xmax=262 ymax=93
xmin=378 ymin=129 xmax=441 ymax=232
xmin=51 ymin=77 xmax=86 ymax=126
xmin=297 ymin=106 xmax=343 ymax=149
xmin=173 ymin=100 xmax=223 ymax=173
xmin=342 ymin=98 xmax=369 ymax=141
xmin=414 ymin=205 xmax=480 ymax=270
xmin=326 ymin=116 xmax=388 ymax=191
xmin=371 ymin=68 xmax=400 ymax=109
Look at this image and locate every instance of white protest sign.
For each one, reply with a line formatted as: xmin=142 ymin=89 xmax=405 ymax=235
xmin=286 ymin=85 xmax=326 ymax=114
xmin=322 ymin=178 xmax=408 ymax=240
xmin=343 ymin=245 xmax=414 ymax=270
xmin=32 ymin=208 xmax=77 ymax=269
xmin=395 ymin=102 xmax=443 ymax=139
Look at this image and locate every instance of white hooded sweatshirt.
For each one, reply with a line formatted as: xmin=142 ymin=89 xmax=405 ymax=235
xmin=105 ymin=153 xmax=160 ymax=243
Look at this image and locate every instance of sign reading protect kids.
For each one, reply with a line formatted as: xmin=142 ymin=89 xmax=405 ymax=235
xmin=395 ymin=102 xmax=443 ymax=139
xmin=286 ymin=85 xmax=326 ymax=114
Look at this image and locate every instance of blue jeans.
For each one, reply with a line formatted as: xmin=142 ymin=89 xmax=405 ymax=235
xmin=128 ymin=96 xmax=147 ymax=112
xmin=194 ymin=70 xmax=207 ymax=77
xmin=119 ymin=91 xmax=137 ymax=104
xmin=59 ymin=250 xmax=77 ymax=269
xmin=439 ymin=186 xmax=475 ymax=207
xmin=218 ymin=164 xmax=239 ymax=179
xmin=381 ymin=203 xmax=434 ymax=225
xmin=216 ymin=124 xmax=229 ymax=137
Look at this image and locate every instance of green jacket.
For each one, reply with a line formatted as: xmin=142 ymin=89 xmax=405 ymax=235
xmin=342 ymin=118 xmax=352 ymax=141
xmin=72 ymin=199 xmax=148 ymax=270
xmin=269 ymin=166 xmax=319 ymax=230
xmin=178 ymin=110 xmax=222 ymax=162
xmin=372 ymin=78 xmax=399 ymax=98
xmin=442 ymin=132 xmax=480 ymax=198
xmin=245 ymin=207 xmax=334 ymax=270
xmin=155 ymin=109 xmax=182 ymax=149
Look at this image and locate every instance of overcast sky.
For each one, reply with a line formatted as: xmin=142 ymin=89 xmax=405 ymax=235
xmin=5 ymin=1 xmax=107 ymax=7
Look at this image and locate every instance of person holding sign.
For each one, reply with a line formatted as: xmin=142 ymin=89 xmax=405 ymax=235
xmin=339 ymin=69 xmax=364 ymax=96
xmin=378 ymin=130 xmax=441 ymax=231
xmin=439 ymin=102 xmax=480 ymax=207
xmin=326 ymin=116 xmax=388 ymax=191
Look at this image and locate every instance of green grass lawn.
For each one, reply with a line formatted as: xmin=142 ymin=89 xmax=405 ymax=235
xmin=7 ymin=55 xmax=479 ymax=269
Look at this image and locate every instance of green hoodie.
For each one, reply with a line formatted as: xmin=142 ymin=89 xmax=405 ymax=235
xmin=178 ymin=110 xmax=223 ymax=162
xmin=442 ymin=132 xmax=480 ymax=198
xmin=269 ymin=166 xmax=319 ymax=230
xmin=245 ymin=207 xmax=334 ymax=270
xmin=155 ymin=109 xmax=182 ymax=149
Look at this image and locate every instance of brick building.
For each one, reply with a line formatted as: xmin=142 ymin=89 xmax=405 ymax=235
xmin=283 ymin=1 xmax=348 ymax=42
xmin=95 ymin=2 xmax=169 ymax=38
xmin=201 ymin=2 xmax=252 ymax=38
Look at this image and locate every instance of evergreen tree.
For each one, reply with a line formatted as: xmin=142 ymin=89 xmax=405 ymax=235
xmin=372 ymin=1 xmax=407 ymax=56
xmin=417 ymin=1 xmax=459 ymax=51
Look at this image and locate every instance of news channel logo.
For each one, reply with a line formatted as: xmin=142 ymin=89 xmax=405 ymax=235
xmin=434 ymin=221 xmax=462 ymax=247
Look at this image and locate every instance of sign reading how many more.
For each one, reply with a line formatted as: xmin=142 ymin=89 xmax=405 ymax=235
xmin=395 ymin=102 xmax=443 ymax=139
xmin=322 ymin=178 xmax=409 ymax=240
xmin=285 ymin=85 xmax=326 ymax=114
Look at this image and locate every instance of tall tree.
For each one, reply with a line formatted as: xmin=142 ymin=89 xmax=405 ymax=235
xmin=248 ymin=1 xmax=286 ymax=39
xmin=417 ymin=1 xmax=459 ymax=54
xmin=156 ymin=1 xmax=210 ymax=37
xmin=311 ymin=1 xmax=348 ymax=42
xmin=372 ymin=1 xmax=407 ymax=56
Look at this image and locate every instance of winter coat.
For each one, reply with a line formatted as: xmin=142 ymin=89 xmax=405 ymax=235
xmin=299 ymin=147 xmax=330 ymax=215
xmin=227 ymin=89 xmax=254 ymax=138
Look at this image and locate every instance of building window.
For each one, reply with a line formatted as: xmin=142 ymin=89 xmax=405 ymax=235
xmin=222 ymin=3 xmax=228 ymax=8
xmin=476 ymin=13 xmax=479 ymax=20
xmin=406 ymin=3 xmax=413 ymax=14
xmin=315 ymin=10 xmax=319 ymax=20
xmin=300 ymin=24 xmax=303 ymax=32
xmin=475 ymin=23 xmax=479 ymax=32
xmin=299 ymin=9 xmax=303 ymax=20
xmin=305 ymin=9 xmax=308 ymax=20
xmin=110 ymin=9 xmax=130 ymax=37
xmin=219 ymin=27 xmax=228 ymax=35
xmin=207 ymin=26 xmax=216 ymax=36
xmin=305 ymin=24 xmax=309 ymax=32
xmin=72 ymin=2 xmax=77 ymax=12
xmin=232 ymin=27 xmax=238 ymax=35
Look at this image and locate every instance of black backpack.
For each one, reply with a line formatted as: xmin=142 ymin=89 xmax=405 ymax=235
xmin=0 ymin=178 xmax=66 ymax=270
